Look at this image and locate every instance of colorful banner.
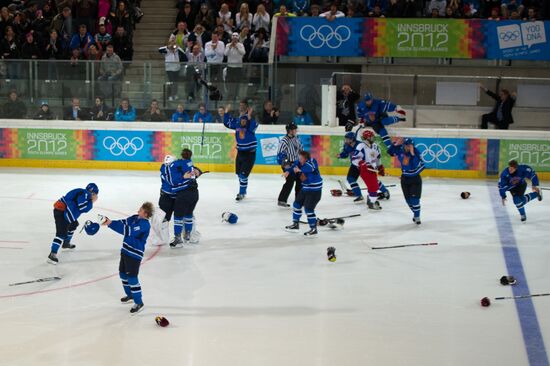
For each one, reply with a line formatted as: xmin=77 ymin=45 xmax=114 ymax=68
xmin=484 ymin=20 xmax=550 ymax=60
xmin=499 ymin=139 xmax=550 ymax=172
xmin=276 ymin=18 xmax=550 ymax=60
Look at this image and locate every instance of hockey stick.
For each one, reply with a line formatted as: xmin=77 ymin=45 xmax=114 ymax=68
xmin=299 ymin=214 xmax=361 ymax=225
xmin=494 ymin=293 xmax=550 ymax=301
xmin=9 ymin=276 xmax=61 ymax=286
xmin=541 ymin=187 xmax=550 ymax=191
xmin=370 ymin=242 xmax=438 ymax=250
xmin=331 ymin=185 xmax=397 ymax=197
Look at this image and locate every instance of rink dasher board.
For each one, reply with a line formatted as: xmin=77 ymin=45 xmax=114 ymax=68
xmin=1 ymin=120 xmax=550 ymax=180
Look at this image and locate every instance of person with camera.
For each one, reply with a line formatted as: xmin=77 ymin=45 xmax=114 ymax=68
xmin=262 ymin=100 xmax=280 ymax=124
xmin=224 ymin=32 xmax=246 ymax=101
xmin=159 ymin=36 xmax=187 ymax=102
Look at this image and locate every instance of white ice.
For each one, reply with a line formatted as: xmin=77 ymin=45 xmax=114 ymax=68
xmin=0 ymin=168 xmax=549 ymax=366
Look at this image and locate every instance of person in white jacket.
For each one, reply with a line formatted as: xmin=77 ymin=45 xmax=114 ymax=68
xmin=224 ymin=32 xmax=246 ymax=100
xmin=320 ymin=4 xmax=345 ymax=20
xmin=252 ymin=4 xmax=270 ymax=32
xmin=205 ymin=32 xmax=225 ymax=82
xmin=159 ymin=36 xmax=186 ymax=101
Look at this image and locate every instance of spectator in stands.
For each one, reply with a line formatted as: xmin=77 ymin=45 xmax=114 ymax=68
xmin=502 ymin=0 xmax=524 ymax=14
xmin=42 ymin=3 xmax=56 ymax=24
xmin=524 ymin=6 xmax=538 ymax=20
xmin=185 ymin=43 xmax=205 ymax=101
xmin=87 ymin=44 xmax=102 ymax=61
xmin=90 ymin=96 xmax=111 ymax=120
xmin=369 ymin=4 xmax=386 ymax=16
xmin=64 ymin=97 xmax=85 ymax=120
xmin=111 ymin=1 xmax=132 ymax=35
xmin=236 ymin=3 xmax=253 ymax=31
xmin=426 ymin=0 xmax=447 ymax=16
xmin=320 ymin=3 xmax=346 ymax=19
xmin=21 ymin=32 xmax=40 ymax=59
xmin=480 ymin=84 xmax=516 ymax=130
xmin=253 ymin=4 xmax=270 ymax=31
xmin=0 ymin=7 xmax=14 ymax=37
xmin=1 ymin=26 xmax=20 ymax=78
xmin=237 ymin=100 xmax=248 ymax=117
xmin=205 ymin=32 xmax=225 ymax=81
xmin=291 ymin=0 xmax=310 ymax=15
xmin=95 ymin=21 xmax=112 ymax=52
xmin=248 ymin=27 xmax=269 ymax=62
xmin=31 ymin=10 xmax=49 ymax=42
xmin=195 ymin=4 xmax=216 ymax=31
xmin=487 ymin=6 xmax=501 ymax=19
xmin=217 ymin=3 xmax=234 ymax=33
xmin=274 ymin=5 xmax=297 ymax=17
xmin=98 ymin=0 xmax=111 ymax=24
xmin=70 ymin=24 xmax=94 ymax=54
xmin=3 ymin=90 xmax=27 ymax=119
xmin=75 ymin=0 xmax=97 ymax=34
xmin=176 ymin=3 xmax=195 ymax=31
xmin=141 ymin=99 xmax=167 ymax=122
xmin=171 ymin=103 xmax=190 ymax=122
xmin=445 ymin=5 xmax=459 ymax=17
xmin=50 ymin=7 xmax=73 ymax=48
xmin=214 ymin=106 xmax=226 ymax=123
xmin=188 ymin=23 xmax=209 ymax=49
xmin=309 ymin=4 xmax=322 ymax=16
xmin=98 ymin=44 xmax=123 ymax=81
xmin=214 ymin=24 xmax=231 ymax=44
xmin=386 ymin=0 xmax=404 ymax=17
xmin=33 ymin=101 xmax=56 ymax=120
xmin=114 ymin=97 xmax=137 ymax=121
xmin=225 ymin=32 xmax=246 ymax=100
xmin=172 ymin=21 xmax=189 ymax=50
xmin=262 ymin=100 xmax=279 ymax=124
xmin=239 ymin=25 xmax=253 ymax=61
xmin=293 ymin=105 xmax=313 ymax=125
xmin=112 ymin=25 xmax=133 ymax=61
xmin=159 ymin=37 xmax=186 ymax=101
xmin=12 ymin=11 xmax=30 ymax=37
xmin=193 ymin=103 xmax=213 ymax=122
xmin=336 ymin=84 xmax=359 ymax=126
xmin=366 ymin=0 xmax=389 ymax=14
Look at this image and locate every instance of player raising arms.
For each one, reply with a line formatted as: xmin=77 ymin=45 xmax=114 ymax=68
xmin=285 ymin=151 xmax=323 ymax=237
xmin=103 ymin=202 xmax=153 ymax=314
xmin=385 ymin=137 xmax=425 ymax=224
xmin=168 ymin=148 xmax=202 ymax=247
xmin=337 ymin=132 xmax=367 ymax=203
xmin=355 ymin=92 xmax=406 ymax=147
xmin=47 ymin=183 xmax=99 ymax=264
xmin=499 ymin=159 xmax=542 ymax=222
xmin=222 ymin=104 xmax=258 ymax=201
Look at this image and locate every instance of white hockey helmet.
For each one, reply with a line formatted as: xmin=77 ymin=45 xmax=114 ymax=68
xmin=164 ymin=155 xmax=175 ymax=165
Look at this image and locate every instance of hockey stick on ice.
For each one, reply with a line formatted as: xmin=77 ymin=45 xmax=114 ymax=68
xmin=541 ymin=187 xmax=550 ymax=191
xmin=494 ymin=293 xmax=550 ymax=301
xmin=331 ymin=185 xmax=397 ymax=197
xmin=299 ymin=214 xmax=361 ymax=226
xmin=9 ymin=276 xmax=61 ymax=286
xmin=370 ymin=242 xmax=438 ymax=250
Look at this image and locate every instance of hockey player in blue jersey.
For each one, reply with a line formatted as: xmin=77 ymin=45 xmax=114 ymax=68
xmin=47 ymin=183 xmax=99 ymax=264
xmin=355 ymin=92 xmax=406 ymax=147
xmin=498 ymin=160 xmax=542 ymax=222
xmin=103 ymin=202 xmax=153 ymax=314
xmin=284 ymin=151 xmax=323 ymax=237
xmin=223 ymin=105 xmax=258 ymax=201
xmin=385 ymin=137 xmax=425 ymax=224
xmin=167 ymin=148 xmax=203 ymax=247
xmin=156 ymin=155 xmax=176 ymax=245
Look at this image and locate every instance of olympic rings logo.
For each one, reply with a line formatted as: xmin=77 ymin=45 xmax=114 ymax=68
xmin=416 ymin=143 xmax=458 ymax=164
xmin=499 ymin=31 xmax=520 ymax=42
xmin=299 ymin=25 xmax=351 ymax=49
xmin=262 ymin=142 xmax=278 ymax=151
xmin=102 ymin=136 xmax=144 ymax=156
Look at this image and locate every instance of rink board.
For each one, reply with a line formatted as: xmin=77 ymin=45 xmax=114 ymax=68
xmin=0 ymin=121 xmax=549 ymax=180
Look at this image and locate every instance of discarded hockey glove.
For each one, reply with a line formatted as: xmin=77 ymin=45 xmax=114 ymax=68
xmin=500 ymin=276 xmax=517 ymax=286
xmin=327 ymin=247 xmax=336 ymax=262
xmin=155 ymin=316 xmax=170 ymax=327
xmin=83 ymin=220 xmax=100 ymax=235
xmin=330 ymin=189 xmax=343 ymax=197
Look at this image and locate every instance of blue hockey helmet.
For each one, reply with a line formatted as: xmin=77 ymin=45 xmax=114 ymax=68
xmin=86 ymin=183 xmax=99 ymax=195
xmin=344 ymin=132 xmax=356 ymax=142
xmin=403 ymin=138 xmax=414 ymax=146
xmin=363 ymin=92 xmax=374 ymax=102
xmin=84 ymin=220 xmax=100 ymax=235
xmin=222 ymin=212 xmax=238 ymax=224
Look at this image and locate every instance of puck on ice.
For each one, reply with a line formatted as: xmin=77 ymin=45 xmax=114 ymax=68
xmin=480 ymin=297 xmax=491 ymax=307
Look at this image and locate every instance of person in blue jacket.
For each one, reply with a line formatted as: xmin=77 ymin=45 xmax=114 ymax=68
xmin=284 ymin=150 xmax=323 ymax=237
xmin=47 ymin=183 xmax=99 ymax=264
xmin=498 ymin=159 xmax=542 ymax=222
xmin=171 ymin=104 xmax=191 ymax=122
xmin=385 ymin=137 xmax=425 ymax=225
xmin=193 ymin=103 xmax=213 ymax=123
xmin=293 ymin=105 xmax=313 ymax=125
xmin=103 ymin=202 xmax=153 ymax=315
xmin=223 ymin=105 xmax=258 ymax=201
xmin=115 ymin=98 xmax=137 ymax=122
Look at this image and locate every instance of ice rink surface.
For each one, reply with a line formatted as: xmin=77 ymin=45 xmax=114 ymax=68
xmin=0 ymin=168 xmax=549 ymax=366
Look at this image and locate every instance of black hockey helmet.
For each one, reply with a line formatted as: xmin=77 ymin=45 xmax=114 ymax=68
xmin=285 ymin=122 xmax=298 ymax=132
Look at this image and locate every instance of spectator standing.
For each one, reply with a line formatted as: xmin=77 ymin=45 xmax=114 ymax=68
xmin=217 ymin=3 xmax=234 ymax=34
xmin=111 ymin=1 xmax=132 ymax=35
xmin=86 ymin=44 xmax=103 ymax=61
xmin=293 ymin=105 xmax=313 ymax=125
xmin=141 ymin=99 xmax=167 ymax=122
xmin=480 ymin=84 xmax=516 ymax=130
xmin=159 ymin=37 xmax=186 ymax=101
xmin=95 ymin=21 xmax=112 ymax=52
xmin=3 ymin=90 xmax=27 ymax=119
xmin=249 ymin=27 xmax=269 ymax=62
xmin=426 ymin=0 xmax=447 ymax=16
xmin=1 ymin=26 xmax=20 ymax=78
xmin=98 ymin=44 xmax=122 ymax=80
xmin=214 ymin=24 xmax=231 ymax=44
xmin=70 ymin=24 xmax=94 ymax=54
xmin=273 ymin=5 xmax=297 ymax=17
xmin=112 ymin=25 xmax=133 ymax=61
xmin=195 ymin=4 xmax=216 ymax=31
xmin=387 ymin=0 xmax=406 ymax=16
xmin=75 ymin=0 xmax=97 ymax=33
xmin=172 ymin=21 xmax=189 ymax=50
xmin=114 ymin=97 xmax=137 ymax=121
xmin=64 ymin=97 xmax=85 ymax=120
xmin=239 ymin=26 xmax=253 ymax=61
xmin=252 ymin=4 xmax=270 ymax=32
xmin=44 ymin=29 xmax=63 ymax=80
xmin=291 ymin=0 xmax=310 ymax=15
xmin=336 ymin=84 xmax=359 ymax=127
xmin=188 ymin=23 xmax=209 ymax=49
xmin=193 ymin=103 xmax=213 ymax=122
xmin=236 ymin=3 xmax=253 ymax=31
xmin=0 ymin=7 xmax=14 ymax=38
xmin=21 ymin=32 xmax=41 ymax=59
xmin=33 ymin=101 xmax=56 ymax=120
xmin=320 ymin=4 xmax=345 ymax=19
xmin=50 ymin=7 xmax=73 ymax=48
xmin=225 ymin=32 xmax=246 ymax=100
xmin=262 ymin=100 xmax=279 ymax=124
xmin=185 ymin=43 xmax=205 ymax=101
xmin=204 ymin=32 xmax=225 ymax=82
xmin=176 ymin=3 xmax=196 ymax=31
xmin=172 ymin=103 xmax=190 ymax=122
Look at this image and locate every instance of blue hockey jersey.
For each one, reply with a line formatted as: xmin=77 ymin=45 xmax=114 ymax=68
xmin=288 ymin=158 xmax=323 ymax=191
xmin=223 ymin=114 xmax=258 ymax=151
xmin=166 ymin=159 xmax=199 ymax=193
xmin=387 ymin=143 xmax=425 ymax=177
xmin=498 ymin=164 xmax=539 ymax=199
xmin=60 ymin=188 xmax=94 ymax=223
xmin=356 ymin=98 xmax=397 ymax=122
xmin=338 ymin=142 xmax=355 ymax=161
xmin=109 ymin=215 xmax=150 ymax=261
xmin=160 ymin=164 xmax=174 ymax=196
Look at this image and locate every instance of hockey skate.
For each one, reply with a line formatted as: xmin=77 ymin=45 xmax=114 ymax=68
xmin=521 ymin=215 xmax=527 ymax=222
xmin=278 ymin=201 xmax=290 ymax=208
xmin=413 ymin=217 xmax=421 ymax=225
xmin=304 ymin=227 xmax=318 ymax=237
xmin=120 ymin=295 xmax=133 ymax=304
xmin=62 ymin=242 xmax=76 ymax=249
xmin=285 ymin=222 xmax=300 ymax=233
xmin=353 ymin=196 xmax=364 ymax=204
xmin=537 ymin=189 xmax=543 ymax=201
xmin=378 ymin=191 xmax=390 ymax=200
xmin=367 ymin=200 xmax=382 ymax=210
xmin=130 ymin=303 xmax=144 ymax=315
xmin=170 ymin=236 xmax=184 ymax=248
xmin=47 ymin=252 xmax=58 ymax=265
xmin=235 ymin=194 xmax=245 ymax=201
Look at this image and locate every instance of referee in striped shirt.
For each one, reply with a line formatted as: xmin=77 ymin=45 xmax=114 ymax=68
xmin=277 ymin=123 xmax=303 ymax=207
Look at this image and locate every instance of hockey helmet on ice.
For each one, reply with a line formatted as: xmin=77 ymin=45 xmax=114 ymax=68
xmin=86 ymin=183 xmax=99 ymax=195
xmin=84 ymin=220 xmax=100 ymax=235
xmin=222 ymin=212 xmax=238 ymax=224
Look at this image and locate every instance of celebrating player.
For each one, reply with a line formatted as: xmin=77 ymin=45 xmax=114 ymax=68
xmin=47 ymin=183 xmax=99 ymax=264
xmin=285 ymin=151 xmax=323 ymax=237
xmin=355 ymin=92 xmax=406 ymax=147
xmin=385 ymin=137 xmax=425 ymax=224
xmin=168 ymin=148 xmax=202 ymax=247
xmin=156 ymin=155 xmax=176 ymax=245
xmin=276 ymin=122 xmax=303 ymax=208
xmin=103 ymin=202 xmax=153 ymax=314
xmin=498 ymin=159 xmax=542 ymax=222
xmin=337 ymin=132 xmax=367 ymax=203
xmin=223 ymin=105 xmax=258 ymax=201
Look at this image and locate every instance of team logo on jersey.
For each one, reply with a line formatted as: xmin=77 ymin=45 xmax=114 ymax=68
xmin=102 ymin=136 xmax=144 ymax=157
xmin=133 ymin=226 xmax=140 ymax=231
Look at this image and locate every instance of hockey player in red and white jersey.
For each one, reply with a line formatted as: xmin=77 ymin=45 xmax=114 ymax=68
xmin=356 ymin=129 xmax=386 ymax=210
